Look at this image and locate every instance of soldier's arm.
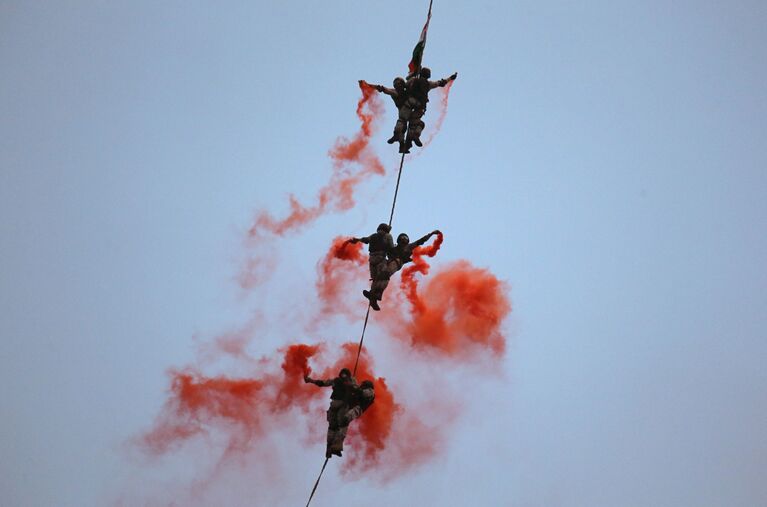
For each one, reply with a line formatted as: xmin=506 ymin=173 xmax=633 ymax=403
xmin=412 ymin=230 xmax=440 ymax=247
xmin=368 ymin=83 xmax=395 ymax=95
xmin=304 ymin=376 xmax=333 ymax=387
xmin=350 ymin=235 xmax=371 ymax=244
xmin=429 ymin=72 xmax=458 ymax=89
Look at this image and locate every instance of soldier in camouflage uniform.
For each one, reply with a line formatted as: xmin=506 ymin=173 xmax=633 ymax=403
xmin=304 ymin=368 xmax=358 ymax=458
xmin=368 ymin=77 xmax=411 ymax=153
xmin=350 ymin=222 xmax=394 ymax=285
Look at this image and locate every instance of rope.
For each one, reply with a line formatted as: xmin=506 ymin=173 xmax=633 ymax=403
xmin=305 ymin=457 xmax=330 ymax=507
xmin=352 ymin=305 xmax=372 ymax=376
xmin=353 ymin=150 xmax=405 ymax=376
xmin=388 ymin=152 xmax=407 ymax=227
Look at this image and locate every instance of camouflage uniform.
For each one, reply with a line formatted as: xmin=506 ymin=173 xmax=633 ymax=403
xmin=354 ymin=226 xmax=394 ymax=282
xmin=373 ymin=79 xmax=411 ymax=149
xmin=305 ymin=372 xmax=358 ymax=458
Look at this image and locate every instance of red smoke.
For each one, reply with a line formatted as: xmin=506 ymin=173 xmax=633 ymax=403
xmin=400 ymin=231 xmax=444 ymax=313
xmin=247 ymin=81 xmax=385 ymax=239
xmin=315 ymin=237 xmax=368 ymax=319
xmin=397 ymin=261 xmax=510 ymax=355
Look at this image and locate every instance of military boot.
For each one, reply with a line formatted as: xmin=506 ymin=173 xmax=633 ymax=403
xmin=363 ymin=290 xmax=381 ymax=311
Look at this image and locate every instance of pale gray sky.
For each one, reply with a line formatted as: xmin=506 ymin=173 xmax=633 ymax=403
xmin=1 ymin=1 xmax=766 ymax=506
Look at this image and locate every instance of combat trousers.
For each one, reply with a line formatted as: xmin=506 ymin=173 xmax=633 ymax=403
xmin=327 ymin=405 xmax=366 ymax=454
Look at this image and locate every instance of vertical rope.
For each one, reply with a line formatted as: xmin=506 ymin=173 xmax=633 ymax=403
xmin=305 ymin=457 xmax=330 ymax=507
xmin=352 ymin=305 xmax=372 ymax=376
xmin=388 ymin=152 xmax=406 ymax=227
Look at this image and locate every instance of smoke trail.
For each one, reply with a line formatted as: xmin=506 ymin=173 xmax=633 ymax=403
xmin=397 ymin=260 xmax=511 ymax=356
xmin=400 ymin=231 xmax=444 ymax=313
xmin=247 ymin=82 xmax=386 ymax=239
xmin=315 ymin=237 xmax=368 ymax=320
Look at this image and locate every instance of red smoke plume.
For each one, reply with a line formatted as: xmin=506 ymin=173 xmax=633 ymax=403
xmin=400 ymin=231 xmax=444 ymax=313
xmin=397 ymin=261 xmax=510 ymax=355
xmin=316 ymin=237 xmax=367 ymax=319
xmin=247 ymin=82 xmax=385 ymax=238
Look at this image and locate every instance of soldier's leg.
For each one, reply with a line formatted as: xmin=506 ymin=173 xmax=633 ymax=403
xmin=327 ymin=400 xmax=344 ymax=430
xmin=368 ymin=253 xmax=386 ymax=280
xmin=327 ymin=424 xmax=348 ymax=455
xmin=370 ymin=276 xmax=390 ymax=302
xmin=340 ymin=405 xmax=363 ymax=427
xmin=408 ymin=107 xmax=426 ymax=147
xmin=388 ymin=106 xmax=410 ymax=145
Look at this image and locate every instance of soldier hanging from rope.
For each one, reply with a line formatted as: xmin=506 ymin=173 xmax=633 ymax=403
xmin=366 ymin=78 xmax=411 ymax=153
xmin=350 ymin=223 xmax=394 ymax=288
xmin=363 ymin=229 xmax=441 ymax=310
xmin=304 ymin=368 xmax=375 ymax=458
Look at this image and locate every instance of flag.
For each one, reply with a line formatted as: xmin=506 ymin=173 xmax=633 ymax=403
xmin=408 ymin=0 xmax=433 ymax=74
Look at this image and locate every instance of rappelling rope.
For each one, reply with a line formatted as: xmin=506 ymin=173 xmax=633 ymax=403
xmin=352 ymin=305 xmax=372 ymax=376
xmin=388 ymin=152 xmax=407 ymax=227
xmin=305 ymin=457 xmax=330 ymax=507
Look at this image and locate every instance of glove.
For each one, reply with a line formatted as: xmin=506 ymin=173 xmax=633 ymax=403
xmin=375 ymin=85 xmax=384 ymax=92
xmin=350 ymin=237 xmax=359 ymax=244
xmin=450 ymin=72 xmax=458 ymax=81
xmin=304 ymin=375 xmax=311 ymax=383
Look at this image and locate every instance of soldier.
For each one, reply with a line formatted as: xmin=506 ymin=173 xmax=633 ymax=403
xmin=350 ymin=223 xmax=394 ymax=289
xmin=304 ymin=368 xmax=358 ymax=458
xmin=327 ymin=380 xmax=375 ymax=457
xmin=368 ymin=77 xmax=411 ymax=152
xmin=364 ymin=229 xmax=441 ymax=310
xmin=404 ymin=67 xmax=457 ymax=151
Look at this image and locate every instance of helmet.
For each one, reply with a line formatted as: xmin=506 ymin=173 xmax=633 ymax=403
xmin=360 ymin=380 xmax=374 ymax=389
xmin=397 ymin=233 xmax=410 ymax=245
xmin=339 ymin=368 xmax=351 ymax=378
xmin=420 ymin=67 xmax=432 ymax=79
xmin=377 ymin=223 xmax=391 ymax=233
xmin=393 ymin=77 xmax=406 ymax=88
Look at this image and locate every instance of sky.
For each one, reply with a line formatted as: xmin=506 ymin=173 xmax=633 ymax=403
xmin=1 ymin=1 xmax=767 ymax=506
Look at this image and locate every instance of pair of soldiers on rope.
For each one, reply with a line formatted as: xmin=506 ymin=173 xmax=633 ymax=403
xmin=304 ymin=368 xmax=375 ymax=458
xmin=351 ymin=223 xmax=440 ymax=311
xmin=367 ymin=66 xmax=457 ymax=154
